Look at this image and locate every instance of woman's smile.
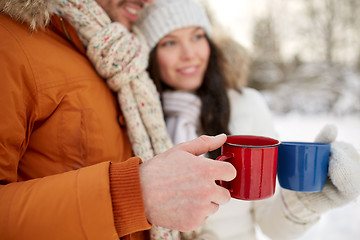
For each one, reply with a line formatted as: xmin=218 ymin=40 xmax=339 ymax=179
xmin=177 ymin=66 xmax=199 ymax=76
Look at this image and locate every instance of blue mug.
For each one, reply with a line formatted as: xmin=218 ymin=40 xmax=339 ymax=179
xmin=277 ymin=142 xmax=330 ymax=192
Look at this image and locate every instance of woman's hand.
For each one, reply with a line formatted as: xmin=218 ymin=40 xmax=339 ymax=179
xmin=281 ymin=124 xmax=360 ymax=223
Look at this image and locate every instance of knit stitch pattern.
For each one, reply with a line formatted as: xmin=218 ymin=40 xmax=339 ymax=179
xmin=55 ymin=0 xmax=172 ymax=161
xmin=54 ymin=0 xmax=176 ymax=239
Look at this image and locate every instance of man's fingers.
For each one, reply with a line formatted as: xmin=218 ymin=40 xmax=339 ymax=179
xmin=208 ymin=202 xmax=220 ymax=215
xmin=212 ymin=184 xmax=232 ymax=205
xmin=176 ymin=134 xmax=227 ymax=156
xmin=211 ymin=160 xmax=237 ymax=182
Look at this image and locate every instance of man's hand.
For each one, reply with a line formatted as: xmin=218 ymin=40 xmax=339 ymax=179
xmin=139 ymin=134 xmax=236 ymax=232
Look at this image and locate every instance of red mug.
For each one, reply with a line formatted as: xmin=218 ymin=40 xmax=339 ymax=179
xmin=217 ymin=135 xmax=281 ymax=200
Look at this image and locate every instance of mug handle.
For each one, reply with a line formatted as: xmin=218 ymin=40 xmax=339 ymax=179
xmin=216 ymin=153 xmax=234 ymax=193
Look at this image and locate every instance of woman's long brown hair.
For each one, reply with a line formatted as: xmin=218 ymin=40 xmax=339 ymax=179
xmin=147 ymin=36 xmax=231 ymax=159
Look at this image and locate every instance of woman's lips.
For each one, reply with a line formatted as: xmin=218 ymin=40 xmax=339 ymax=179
xmin=177 ymin=66 xmax=199 ymax=76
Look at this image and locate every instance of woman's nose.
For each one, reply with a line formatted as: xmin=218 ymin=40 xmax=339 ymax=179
xmin=181 ymin=44 xmax=196 ymax=60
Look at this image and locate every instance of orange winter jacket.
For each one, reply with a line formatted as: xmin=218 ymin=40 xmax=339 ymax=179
xmin=0 ymin=13 xmax=151 ymax=239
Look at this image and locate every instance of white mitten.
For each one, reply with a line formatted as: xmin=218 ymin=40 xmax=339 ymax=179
xmin=281 ymin=124 xmax=360 ymax=224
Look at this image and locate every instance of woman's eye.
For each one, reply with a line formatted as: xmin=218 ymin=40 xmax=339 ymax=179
xmin=193 ymin=34 xmax=205 ymax=41
xmin=161 ymin=41 xmax=175 ymax=47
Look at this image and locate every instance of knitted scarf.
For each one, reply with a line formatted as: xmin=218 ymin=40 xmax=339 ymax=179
xmin=55 ymin=0 xmax=172 ymax=161
xmin=53 ymin=0 xmax=181 ymax=239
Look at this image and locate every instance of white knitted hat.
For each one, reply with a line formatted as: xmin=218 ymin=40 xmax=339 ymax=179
xmin=135 ymin=0 xmax=212 ymax=50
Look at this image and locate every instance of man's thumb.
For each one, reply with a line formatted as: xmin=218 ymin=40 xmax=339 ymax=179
xmin=176 ymin=134 xmax=227 ymax=156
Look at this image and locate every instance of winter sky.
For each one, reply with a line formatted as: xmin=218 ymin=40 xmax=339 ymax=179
xmin=208 ymin=0 xmax=273 ymax=48
xmin=207 ymin=0 xmax=306 ymax=60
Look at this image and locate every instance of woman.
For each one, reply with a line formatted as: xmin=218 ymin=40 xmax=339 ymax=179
xmin=135 ymin=0 xmax=360 ymax=239
xmin=138 ymin=0 xmax=276 ymax=160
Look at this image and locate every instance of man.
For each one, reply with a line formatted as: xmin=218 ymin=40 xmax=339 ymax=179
xmin=0 ymin=0 xmax=236 ymax=239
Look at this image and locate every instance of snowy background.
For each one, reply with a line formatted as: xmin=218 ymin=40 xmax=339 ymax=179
xmin=205 ymin=0 xmax=360 ymax=239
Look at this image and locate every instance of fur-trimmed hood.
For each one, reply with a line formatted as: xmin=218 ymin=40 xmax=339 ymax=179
xmin=0 ymin=0 xmax=54 ymax=30
xmin=212 ymin=25 xmax=250 ymax=91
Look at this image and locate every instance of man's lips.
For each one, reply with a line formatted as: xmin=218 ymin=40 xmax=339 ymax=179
xmin=123 ymin=2 xmax=143 ymax=22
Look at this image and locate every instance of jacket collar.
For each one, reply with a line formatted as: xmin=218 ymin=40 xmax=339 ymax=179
xmin=0 ymin=0 xmax=54 ymax=30
xmin=0 ymin=0 xmax=86 ymax=55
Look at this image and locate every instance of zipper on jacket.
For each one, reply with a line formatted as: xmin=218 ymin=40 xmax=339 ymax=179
xmin=59 ymin=17 xmax=73 ymax=42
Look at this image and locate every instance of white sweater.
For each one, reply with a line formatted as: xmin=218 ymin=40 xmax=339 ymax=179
xmin=162 ymin=88 xmax=319 ymax=240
